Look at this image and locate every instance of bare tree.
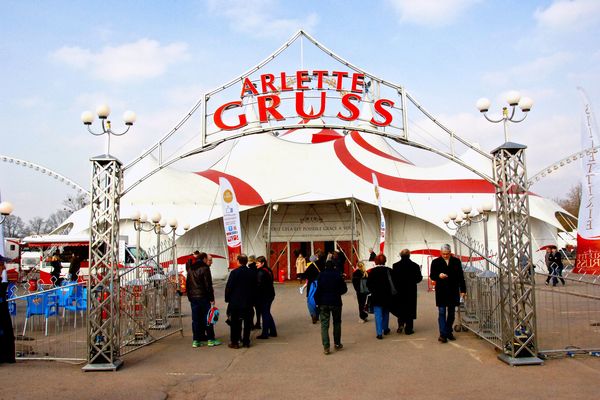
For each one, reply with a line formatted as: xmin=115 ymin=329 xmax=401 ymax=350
xmin=62 ymin=193 xmax=89 ymax=213
xmin=2 ymin=214 xmax=26 ymax=237
xmin=45 ymin=210 xmax=71 ymax=232
xmin=556 ymin=183 xmax=582 ymax=217
xmin=26 ymin=217 xmax=48 ymax=235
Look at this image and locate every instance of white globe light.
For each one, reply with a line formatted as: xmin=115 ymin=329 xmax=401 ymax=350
xmin=455 ymin=214 xmax=464 ymax=223
xmin=159 ymin=219 xmax=167 ymax=228
xmin=482 ymin=202 xmax=494 ymax=212
xmin=0 ymin=201 xmax=14 ymax=216
xmin=169 ymin=218 xmax=178 ymax=228
xmin=81 ymin=111 xmax=94 ymax=125
xmin=461 ymin=205 xmax=472 ymax=214
xmin=443 ymin=217 xmax=451 ymax=224
xmin=506 ymin=91 xmax=521 ymax=106
xmin=96 ymin=104 xmax=111 ymax=119
xmin=131 ymin=210 xmax=141 ymax=220
xmin=151 ymin=212 xmax=161 ymax=223
xmin=518 ymin=97 xmax=533 ymax=112
xmin=476 ymin=98 xmax=491 ymax=113
xmin=448 ymin=211 xmax=458 ymax=220
xmin=123 ymin=110 xmax=137 ymax=125
xmin=140 ymin=213 xmax=147 ymax=223
xmin=183 ymin=223 xmax=190 ymax=231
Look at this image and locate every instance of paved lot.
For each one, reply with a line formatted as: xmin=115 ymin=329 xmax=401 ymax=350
xmin=2 ymin=281 xmax=600 ymax=400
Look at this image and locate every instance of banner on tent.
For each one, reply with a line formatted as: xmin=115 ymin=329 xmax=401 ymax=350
xmin=575 ymin=89 xmax=600 ymax=274
xmin=372 ymin=173 xmax=386 ymax=253
xmin=219 ymin=177 xmax=243 ymax=269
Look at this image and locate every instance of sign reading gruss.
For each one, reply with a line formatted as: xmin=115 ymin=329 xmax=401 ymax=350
xmin=213 ymin=70 xmax=395 ymax=130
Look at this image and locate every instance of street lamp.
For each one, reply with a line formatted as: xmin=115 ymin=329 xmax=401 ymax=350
xmin=81 ymin=105 xmax=136 ymax=155
xmin=476 ymin=92 xmax=533 ymax=143
xmin=444 ymin=202 xmax=494 ymax=270
xmin=0 ymin=201 xmax=14 ymax=224
xmin=161 ymin=218 xmax=190 ymax=315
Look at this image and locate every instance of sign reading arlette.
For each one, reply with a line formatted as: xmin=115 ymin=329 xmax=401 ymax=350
xmin=213 ymin=70 xmax=395 ymax=130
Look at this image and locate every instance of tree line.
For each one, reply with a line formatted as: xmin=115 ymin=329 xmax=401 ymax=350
xmin=2 ymin=194 xmax=88 ymax=238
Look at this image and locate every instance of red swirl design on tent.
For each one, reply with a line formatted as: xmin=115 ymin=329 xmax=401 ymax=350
xmin=195 ymin=170 xmax=265 ymax=206
xmin=349 ymin=130 xmax=411 ymax=164
xmin=333 ymin=136 xmax=495 ymax=193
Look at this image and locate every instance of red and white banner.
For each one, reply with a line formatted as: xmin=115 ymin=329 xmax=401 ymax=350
xmin=219 ymin=177 xmax=243 ymax=269
xmin=574 ymin=88 xmax=600 ymax=274
xmin=372 ymin=173 xmax=386 ymax=254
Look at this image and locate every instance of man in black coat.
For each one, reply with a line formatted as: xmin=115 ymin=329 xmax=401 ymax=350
xmin=314 ymin=261 xmax=347 ymax=354
xmin=247 ymin=255 xmax=261 ymax=329
xmin=392 ymin=249 xmax=422 ymax=335
xmin=429 ymin=244 xmax=466 ymax=343
xmin=225 ymin=254 xmax=257 ymax=348
xmin=186 ymin=251 xmax=220 ymax=347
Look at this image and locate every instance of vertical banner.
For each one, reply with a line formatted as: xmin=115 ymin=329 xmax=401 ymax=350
xmin=0 ymin=192 xmax=5 ymax=260
xmin=574 ymin=88 xmax=600 ymax=274
xmin=372 ymin=173 xmax=386 ymax=254
xmin=219 ymin=177 xmax=243 ymax=269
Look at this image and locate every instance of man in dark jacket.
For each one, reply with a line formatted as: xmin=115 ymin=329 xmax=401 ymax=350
xmin=429 ymin=244 xmax=466 ymax=343
xmin=186 ymin=251 xmax=221 ymax=348
xmin=314 ymin=260 xmax=347 ymax=354
xmin=225 ymin=254 xmax=257 ymax=348
xmin=392 ymin=249 xmax=422 ymax=335
xmin=247 ymin=255 xmax=261 ymax=329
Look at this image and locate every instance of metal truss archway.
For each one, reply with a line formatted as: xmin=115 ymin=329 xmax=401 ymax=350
xmin=89 ymin=30 xmax=540 ymax=368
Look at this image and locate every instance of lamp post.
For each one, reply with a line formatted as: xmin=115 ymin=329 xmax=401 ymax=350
xmin=81 ymin=104 xmax=135 ymax=371
xmin=0 ymin=201 xmax=14 ymax=225
xmin=476 ymin=91 xmax=533 ymax=143
xmin=444 ymin=203 xmax=493 ymax=270
xmin=81 ymin=106 xmax=136 ymax=155
xmin=161 ymin=218 xmax=189 ymax=318
xmin=477 ymin=92 xmax=541 ymax=365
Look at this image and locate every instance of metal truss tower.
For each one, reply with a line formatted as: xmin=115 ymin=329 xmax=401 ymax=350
xmin=82 ymin=155 xmax=124 ymax=371
xmin=492 ymin=143 xmax=542 ymax=366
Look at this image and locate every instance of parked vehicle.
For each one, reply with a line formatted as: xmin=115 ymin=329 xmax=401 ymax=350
xmin=19 ymin=235 xmax=153 ymax=285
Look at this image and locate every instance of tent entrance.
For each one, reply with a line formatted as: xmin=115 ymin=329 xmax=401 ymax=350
xmin=270 ymin=239 xmax=358 ymax=281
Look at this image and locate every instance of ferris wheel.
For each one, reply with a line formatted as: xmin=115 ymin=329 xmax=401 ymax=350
xmin=0 ymin=154 xmax=89 ymax=195
xmin=528 ymin=146 xmax=599 ymax=187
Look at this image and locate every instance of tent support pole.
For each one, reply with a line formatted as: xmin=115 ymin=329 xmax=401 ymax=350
xmin=267 ymin=202 xmax=273 ymax=260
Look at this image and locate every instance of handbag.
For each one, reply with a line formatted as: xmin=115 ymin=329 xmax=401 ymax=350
xmin=207 ymin=305 xmax=220 ymax=326
xmin=359 ymin=277 xmax=369 ymax=294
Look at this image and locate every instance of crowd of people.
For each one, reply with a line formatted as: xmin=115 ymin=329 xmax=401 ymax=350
xmin=185 ymin=251 xmax=277 ymax=349
xmin=184 ymin=244 xmax=467 ymax=355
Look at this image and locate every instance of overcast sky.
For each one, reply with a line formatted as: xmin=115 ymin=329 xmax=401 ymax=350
xmin=1 ymin=0 xmax=599 ymax=222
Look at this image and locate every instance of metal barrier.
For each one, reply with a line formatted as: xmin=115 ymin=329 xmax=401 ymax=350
xmin=8 ymin=281 xmax=88 ymax=362
xmin=7 ymin=237 xmax=183 ymax=362
xmin=534 ymin=267 xmax=600 ymax=358
xmin=455 ymin=233 xmax=600 ymax=359
xmin=119 ymin=239 xmax=183 ymax=356
xmin=454 ymin=234 xmax=504 ymax=351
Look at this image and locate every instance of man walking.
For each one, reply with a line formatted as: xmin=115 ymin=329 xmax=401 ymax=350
xmin=392 ymin=249 xmax=422 ymax=335
xmin=186 ymin=251 xmax=221 ymax=348
xmin=225 ymin=254 xmax=257 ymax=348
xmin=314 ymin=260 xmax=347 ymax=355
xmin=429 ymin=244 xmax=466 ymax=343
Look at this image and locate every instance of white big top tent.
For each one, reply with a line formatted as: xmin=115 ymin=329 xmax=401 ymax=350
xmin=58 ymin=108 xmax=573 ymax=280
xmin=55 ymin=31 xmax=576 ymax=280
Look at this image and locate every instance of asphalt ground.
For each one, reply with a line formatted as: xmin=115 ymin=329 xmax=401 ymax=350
xmin=2 ymin=281 xmax=600 ymax=400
